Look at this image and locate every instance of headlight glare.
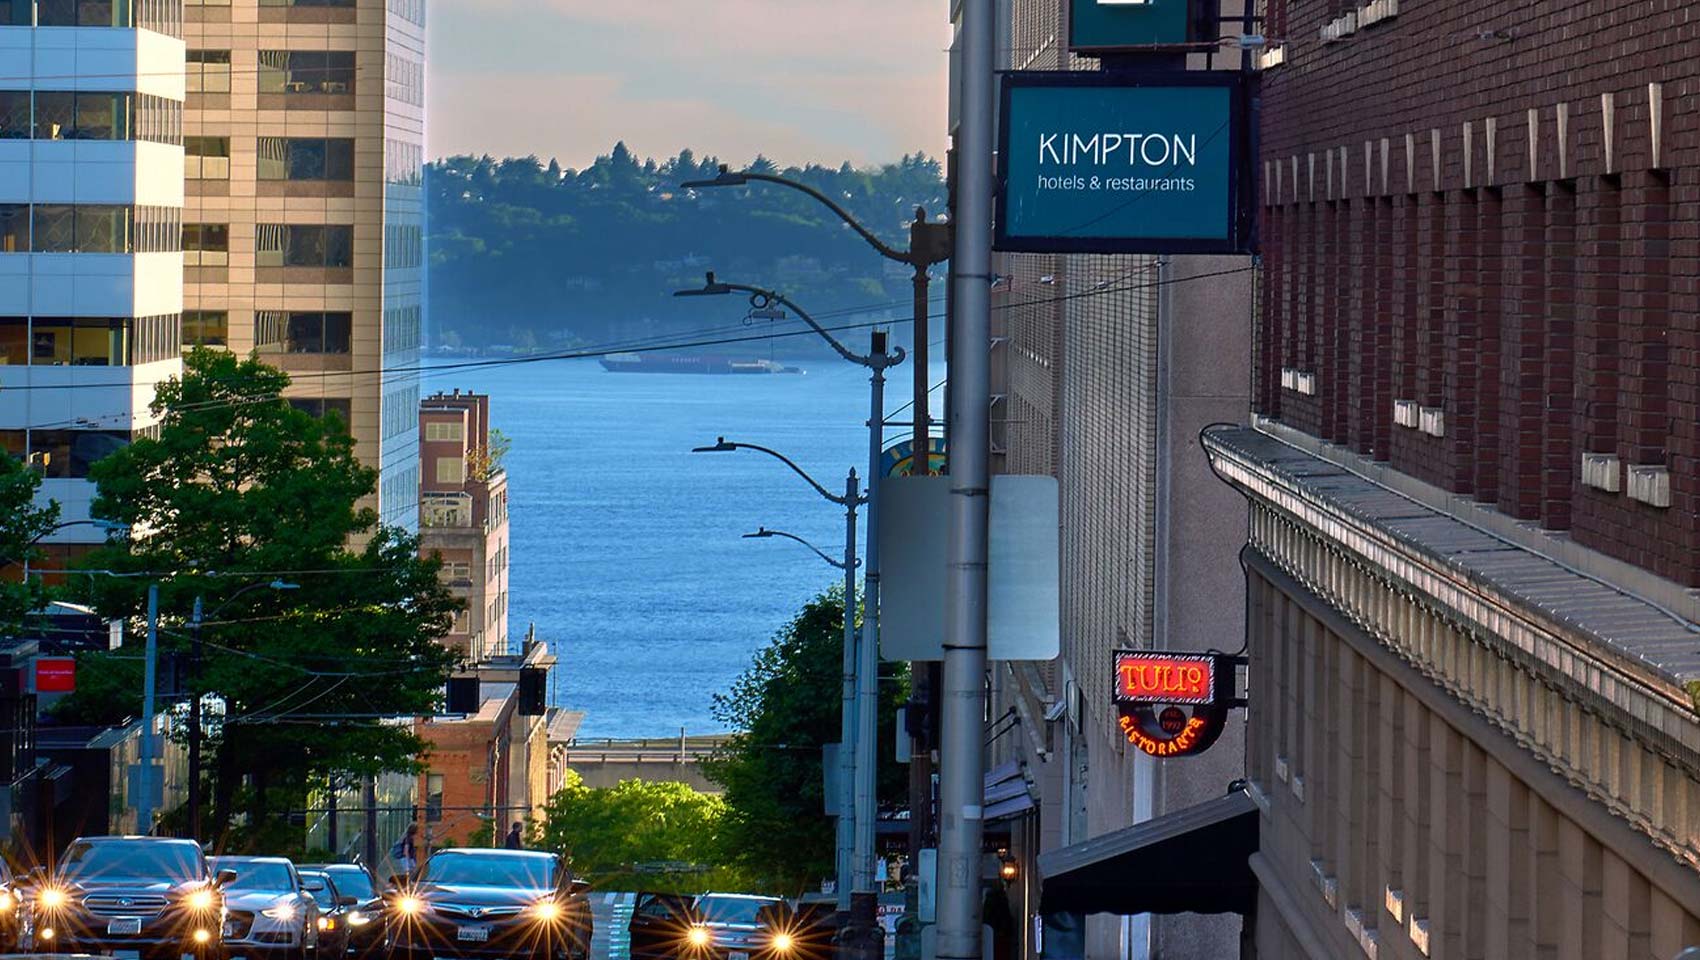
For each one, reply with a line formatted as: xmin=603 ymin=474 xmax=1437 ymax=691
xmin=688 ymin=925 xmax=712 ymax=947
xmin=532 ymin=900 xmax=563 ymax=922
xmin=772 ymin=932 xmax=795 ymax=953
xmin=0 ymin=890 xmax=13 ymax=912
xmin=37 ymin=888 xmax=68 ymax=910
xmin=261 ymin=901 xmax=297 ymax=921
xmin=397 ymin=896 xmax=425 ymax=916
xmin=346 ymin=910 xmax=371 ymax=927
xmin=187 ymin=889 xmax=216 ymax=911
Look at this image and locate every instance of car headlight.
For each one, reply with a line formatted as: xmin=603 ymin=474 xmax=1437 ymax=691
xmin=261 ymin=901 xmax=297 ymax=921
xmin=186 ymin=889 xmax=217 ymax=911
xmin=0 ymin=890 xmax=14 ymax=912
xmin=318 ymin=916 xmax=336 ymax=931
xmin=771 ymin=932 xmax=795 ymax=953
xmin=687 ymin=926 xmax=712 ymax=947
xmin=396 ymin=896 xmax=425 ymax=916
xmin=531 ymin=900 xmax=562 ymax=922
xmin=37 ymin=888 xmax=68 ymax=910
xmin=346 ymin=910 xmax=371 ymax=927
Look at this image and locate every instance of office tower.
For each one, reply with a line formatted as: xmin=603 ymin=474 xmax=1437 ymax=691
xmin=0 ymin=0 xmax=186 ymax=567
xmin=182 ymin=0 xmax=424 ymax=531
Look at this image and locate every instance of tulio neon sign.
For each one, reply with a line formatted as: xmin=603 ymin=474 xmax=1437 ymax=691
xmin=1112 ymin=651 xmax=1242 ymax=758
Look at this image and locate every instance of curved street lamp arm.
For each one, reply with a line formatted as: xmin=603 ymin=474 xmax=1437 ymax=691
xmin=736 ymin=172 xmax=908 ymax=264
xmin=723 ymin=441 xmax=859 ymax=506
xmin=719 ymin=282 xmax=905 ymax=371
xmin=750 ymin=528 xmax=857 ymax=571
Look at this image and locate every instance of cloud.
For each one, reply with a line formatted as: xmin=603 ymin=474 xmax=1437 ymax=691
xmin=426 ymin=0 xmax=950 ymax=167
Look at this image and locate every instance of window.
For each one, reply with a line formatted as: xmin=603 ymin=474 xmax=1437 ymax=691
xmin=425 ymin=422 xmax=464 ymax=442
xmin=36 ymin=0 xmax=129 ymax=26
xmin=182 ymin=224 xmax=228 ymax=266
xmin=0 ymin=92 xmax=177 ymax=144
xmin=7 ymin=316 xmax=176 ymax=366
xmin=425 ymin=774 xmax=444 ymax=822
xmin=287 ymin=397 xmax=352 ymax=426
xmin=185 ymin=136 xmax=230 ymax=179
xmin=0 ymin=317 xmax=25 ymax=364
xmin=258 ymin=50 xmax=356 ymax=96
xmin=444 ymin=561 xmax=471 ymax=581
xmin=282 ymin=311 xmax=352 ymax=353
xmin=187 ymin=51 xmax=232 ymax=94
xmin=436 ymin=457 xmax=465 ymax=484
xmin=256 ymin=137 xmax=354 ymax=181
xmin=0 ymin=0 xmax=31 ymax=25
xmin=182 ymin=310 xmax=228 ymax=348
xmin=0 ymin=205 xmax=175 ymax=253
xmin=0 ymin=205 xmax=26 ymax=252
xmin=255 ymin=224 xmax=354 ymax=268
xmin=259 ymin=0 xmax=354 ymax=6
xmin=384 ymin=303 xmax=422 ymax=353
xmin=385 ymin=224 xmax=423 ymax=269
xmin=0 ymin=91 xmax=28 ymax=139
xmin=27 ymin=430 xmax=132 ymax=478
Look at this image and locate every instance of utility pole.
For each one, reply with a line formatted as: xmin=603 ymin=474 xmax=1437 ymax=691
xmin=853 ymin=330 xmax=888 ymax=901
xmin=837 ymin=470 xmax=861 ymax=912
xmin=939 ymin=4 xmax=993 ymax=960
xmin=136 ymin=582 xmax=161 ymax=833
xmin=187 ymin=594 xmax=204 ymax=841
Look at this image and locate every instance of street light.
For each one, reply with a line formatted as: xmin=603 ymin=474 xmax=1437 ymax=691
xmin=742 ymin=527 xmax=859 ymax=571
xmin=680 ymin=166 xmax=952 ymax=474
xmin=693 ymin=439 xmax=863 ymax=911
xmin=186 ymin=578 xmax=299 ymax=841
xmin=680 ymin=278 xmax=900 ymax=906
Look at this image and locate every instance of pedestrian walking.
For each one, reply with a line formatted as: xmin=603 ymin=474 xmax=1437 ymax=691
xmin=391 ymin=822 xmax=421 ymax=880
xmin=504 ymin=821 xmax=524 ymax=849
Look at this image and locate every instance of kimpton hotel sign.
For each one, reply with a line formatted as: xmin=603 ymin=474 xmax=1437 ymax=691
xmin=995 ymin=71 xmax=1254 ymax=255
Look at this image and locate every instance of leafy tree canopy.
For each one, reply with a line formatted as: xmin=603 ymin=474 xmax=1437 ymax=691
xmin=0 ymin=452 xmax=58 ymax=633
xmin=534 ymin=772 xmax=737 ymax=892
xmin=427 ymin=147 xmax=947 ymax=354
xmin=55 ymin=349 xmax=462 ymax=846
xmin=703 ymin=591 xmax=906 ymax=891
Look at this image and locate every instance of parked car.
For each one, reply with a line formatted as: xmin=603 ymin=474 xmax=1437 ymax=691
xmin=207 ymin=856 xmax=320 ymax=960
xmin=0 ymin=857 xmax=25 ymax=951
xmin=20 ymin=836 xmax=227 ymax=960
xmin=298 ymin=864 xmax=382 ymax=957
xmin=383 ymin=849 xmax=591 ymax=960
xmin=629 ymin=893 xmax=801 ymax=960
xmin=298 ymin=872 xmax=354 ymax=959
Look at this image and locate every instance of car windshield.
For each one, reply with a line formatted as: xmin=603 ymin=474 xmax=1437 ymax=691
xmin=301 ymin=875 xmax=337 ymax=908
xmin=212 ymin=859 xmax=295 ymax=892
xmin=698 ymin=897 xmax=779 ymax=925
xmin=324 ymin=867 xmax=374 ymax=900
xmin=421 ymin=853 xmax=553 ymax=888
xmin=61 ymin=841 xmax=203 ymax=882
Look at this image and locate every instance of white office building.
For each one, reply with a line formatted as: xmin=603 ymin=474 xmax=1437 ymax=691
xmin=0 ymin=0 xmax=184 ymax=563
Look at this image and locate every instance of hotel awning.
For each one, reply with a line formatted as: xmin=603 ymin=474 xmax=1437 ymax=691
xmin=1037 ymin=790 xmax=1258 ymax=916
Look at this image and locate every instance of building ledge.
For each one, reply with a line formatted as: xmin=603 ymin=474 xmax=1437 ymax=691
xmin=1204 ymin=423 xmax=1700 ymax=868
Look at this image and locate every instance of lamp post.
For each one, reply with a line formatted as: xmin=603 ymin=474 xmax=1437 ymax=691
xmin=679 ymin=167 xmax=952 ymax=470
xmin=694 ymin=440 xmax=864 ymax=911
xmin=186 ymin=578 xmax=299 ymax=841
xmin=679 ymin=278 xmax=902 ymax=909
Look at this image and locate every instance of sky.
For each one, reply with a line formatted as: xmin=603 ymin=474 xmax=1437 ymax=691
xmin=426 ymin=0 xmax=953 ymax=170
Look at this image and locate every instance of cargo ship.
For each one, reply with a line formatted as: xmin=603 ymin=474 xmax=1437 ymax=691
xmin=598 ymin=353 xmax=804 ymax=375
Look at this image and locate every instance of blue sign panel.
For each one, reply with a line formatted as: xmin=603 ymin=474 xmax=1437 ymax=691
xmin=995 ymin=71 xmax=1252 ymax=255
xmin=1072 ymin=0 xmax=1193 ymax=52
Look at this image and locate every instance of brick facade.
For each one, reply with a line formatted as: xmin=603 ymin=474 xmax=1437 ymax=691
xmin=1256 ymin=0 xmax=1700 ymax=585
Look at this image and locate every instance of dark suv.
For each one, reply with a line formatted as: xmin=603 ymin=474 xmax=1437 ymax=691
xmin=24 ymin=836 xmax=228 ymax=959
xmin=384 ymin=849 xmax=591 ymax=960
xmin=298 ymin=864 xmax=382 ymax=957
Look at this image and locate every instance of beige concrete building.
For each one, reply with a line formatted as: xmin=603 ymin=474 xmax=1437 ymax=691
xmin=418 ymin=389 xmax=509 ymax=662
xmin=182 ymin=0 xmax=424 ymax=531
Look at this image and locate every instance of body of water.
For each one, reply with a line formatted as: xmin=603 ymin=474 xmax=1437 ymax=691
xmin=424 ymin=356 xmax=944 ymax=738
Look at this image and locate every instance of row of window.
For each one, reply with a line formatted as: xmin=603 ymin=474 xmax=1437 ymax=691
xmin=253 ymin=310 xmax=353 ymax=353
xmin=0 ymin=0 xmax=181 ymax=35
xmin=0 ymin=428 xmax=154 ymax=478
xmin=258 ymin=50 xmax=357 ymax=96
xmin=0 ymin=205 xmax=180 ymax=254
xmin=288 ymin=397 xmax=352 ymax=422
xmin=386 ymin=138 xmax=423 ymax=186
xmin=423 ymin=420 xmax=464 ymax=442
xmin=487 ymin=543 xmax=508 ymax=583
xmin=0 ymin=315 xmax=179 ymax=367
xmin=385 ymin=53 xmax=424 ymax=107
xmin=387 ymin=0 xmax=424 ymax=27
xmin=183 ymin=310 xmax=227 ymax=347
xmin=186 ymin=136 xmax=359 ymax=182
xmin=0 ymin=91 xmax=182 ymax=145
xmin=183 ymin=223 xmax=228 ymax=265
xmin=185 ymin=136 xmax=231 ymax=180
xmin=382 ymin=383 xmax=419 ymax=440
xmin=255 ymin=223 xmax=353 ymax=269
xmin=385 ymin=224 xmax=422 ymax=269
xmin=384 ymin=302 xmax=422 ymax=354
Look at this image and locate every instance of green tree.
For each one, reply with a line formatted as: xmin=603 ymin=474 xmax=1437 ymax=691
xmin=0 ymin=453 xmax=59 ymax=633
xmin=703 ymin=591 xmax=907 ymax=890
xmin=535 ymin=772 xmax=726 ymax=877
xmin=57 ymin=348 xmax=462 ymax=846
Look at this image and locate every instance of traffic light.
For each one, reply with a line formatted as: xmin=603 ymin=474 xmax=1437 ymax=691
xmin=518 ymin=667 xmax=547 ymax=716
xmin=445 ymin=676 xmax=479 ymax=715
xmin=904 ymin=690 xmax=934 ymax=748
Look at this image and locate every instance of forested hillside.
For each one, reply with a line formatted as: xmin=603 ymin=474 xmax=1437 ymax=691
xmin=426 ymin=144 xmax=947 ymax=353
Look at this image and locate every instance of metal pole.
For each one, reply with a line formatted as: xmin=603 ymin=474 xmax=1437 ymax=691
xmin=187 ymin=594 xmax=203 ymax=841
xmin=853 ymin=351 xmax=885 ymax=895
xmin=328 ymin=778 xmax=339 ymax=856
xmin=939 ymin=0 xmax=992 ymax=956
xmin=363 ymin=775 xmax=379 ymax=869
xmin=837 ymin=469 xmax=861 ymax=912
xmin=136 ymin=582 xmax=160 ymax=833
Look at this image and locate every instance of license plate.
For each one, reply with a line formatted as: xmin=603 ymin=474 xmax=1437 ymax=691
xmin=112 ymin=951 xmax=141 ymax=960
xmin=729 ymin=953 xmax=749 ymax=960
xmin=108 ymin=918 xmax=143 ymax=936
xmin=456 ymin=925 xmax=491 ymax=942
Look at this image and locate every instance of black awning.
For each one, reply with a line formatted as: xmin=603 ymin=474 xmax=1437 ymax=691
xmin=1037 ymin=790 xmax=1258 ymax=916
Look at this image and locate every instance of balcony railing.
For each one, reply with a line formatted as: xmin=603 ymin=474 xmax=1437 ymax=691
xmin=420 ymin=492 xmax=473 ymax=528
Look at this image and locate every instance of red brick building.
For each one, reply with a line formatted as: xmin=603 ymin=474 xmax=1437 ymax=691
xmin=1199 ymin=1 xmax=1700 ymax=957
xmin=418 ymin=390 xmax=510 ymax=661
